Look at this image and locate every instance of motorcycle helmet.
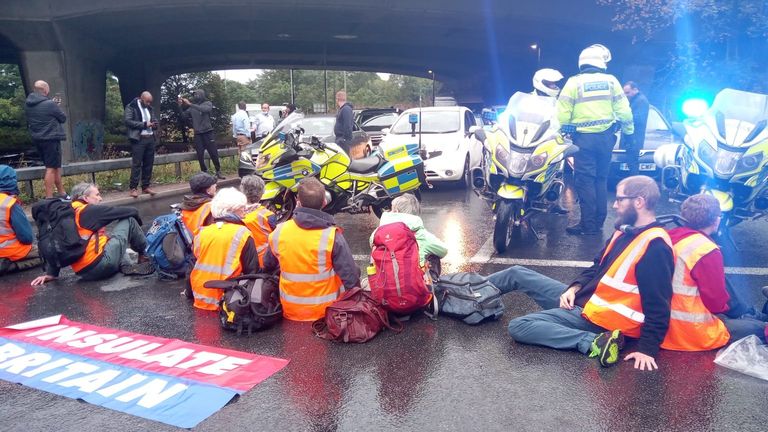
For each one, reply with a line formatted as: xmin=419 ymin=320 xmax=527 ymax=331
xmin=578 ymin=44 xmax=612 ymax=70
xmin=532 ymin=68 xmax=564 ymax=97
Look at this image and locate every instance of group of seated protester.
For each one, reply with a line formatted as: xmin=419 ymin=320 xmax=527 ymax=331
xmin=2 ymin=163 xmax=764 ymax=371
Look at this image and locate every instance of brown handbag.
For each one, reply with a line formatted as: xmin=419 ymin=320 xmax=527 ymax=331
xmin=312 ymin=287 xmax=403 ymax=343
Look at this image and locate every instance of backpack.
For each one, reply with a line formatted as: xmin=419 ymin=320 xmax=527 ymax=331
xmin=312 ymin=287 xmax=403 ymax=343
xmin=144 ymin=213 xmax=194 ymax=279
xmin=368 ymin=222 xmax=432 ymax=315
xmin=434 ymin=272 xmax=505 ymax=325
xmin=31 ymin=198 xmax=88 ymax=268
xmin=205 ymin=274 xmax=282 ymax=335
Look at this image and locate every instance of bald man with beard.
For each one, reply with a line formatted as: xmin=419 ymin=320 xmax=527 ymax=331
xmin=124 ymin=91 xmax=158 ymax=198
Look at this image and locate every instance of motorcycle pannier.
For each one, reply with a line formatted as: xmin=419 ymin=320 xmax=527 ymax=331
xmin=377 ymin=155 xmax=426 ymax=195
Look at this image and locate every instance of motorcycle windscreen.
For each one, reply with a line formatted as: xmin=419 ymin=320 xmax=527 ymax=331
xmin=707 ymin=89 xmax=768 ymax=147
xmin=378 ymin=155 xmax=426 ymax=194
xmin=498 ymin=92 xmax=560 ymax=148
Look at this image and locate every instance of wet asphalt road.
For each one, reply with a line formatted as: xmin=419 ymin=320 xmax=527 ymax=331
xmin=1 ymin=181 xmax=768 ymax=432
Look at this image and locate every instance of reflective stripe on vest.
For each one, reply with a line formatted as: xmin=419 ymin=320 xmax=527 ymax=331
xmin=0 ymin=193 xmax=32 ymax=261
xmin=243 ymin=205 xmax=274 ymax=268
xmin=182 ymin=202 xmax=211 ymax=238
xmin=582 ymin=227 xmax=672 ymax=338
xmin=189 ymin=222 xmax=252 ymax=311
xmin=661 ymin=232 xmax=730 ymax=351
xmin=70 ymin=201 xmax=108 ymax=273
xmin=272 ymin=220 xmax=344 ymax=321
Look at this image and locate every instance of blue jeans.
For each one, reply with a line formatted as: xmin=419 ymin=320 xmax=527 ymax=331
xmin=718 ymin=315 xmax=767 ymax=343
xmin=488 ymin=265 xmax=605 ymax=354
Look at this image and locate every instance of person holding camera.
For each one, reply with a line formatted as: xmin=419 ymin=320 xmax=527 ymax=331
xmin=124 ymin=91 xmax=158 ymax=198
xmin=180 ymin=90 xmax=225 ymax=180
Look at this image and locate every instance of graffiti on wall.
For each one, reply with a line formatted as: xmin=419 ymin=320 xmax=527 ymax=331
xmin=72 ymin=121 xmax=104 ymax=160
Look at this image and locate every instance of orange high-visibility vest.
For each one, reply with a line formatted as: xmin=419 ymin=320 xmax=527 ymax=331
xmin=243 ymin=205 xmax=274 ymax=268
xmin=582 ymin=227 xmax=672 ymax=338
xmin=70 ymin=200 xmax=108 ymax=273
xmin=181 ymin=202 xmax=212 ymax=238
xmin=269 ymin=220 xmax=344 ymax=321
xmin=661 ymin=232 xmax=730 ymax=351
xmin=0 ymin=193 xmax=32 ymax=261
xmin=190 ymin=221 xmax=252 ymax=311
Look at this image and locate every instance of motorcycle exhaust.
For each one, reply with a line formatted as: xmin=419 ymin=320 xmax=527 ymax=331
xmin=324 ymin=191 xmax=333 ymax=205
xmin=471 ymin=168 xmax=485 ymax=189
xmin=661 ymin=165 xmax=681 ymax=190
xmin=545 ymin=180 xmax=565 ymax=202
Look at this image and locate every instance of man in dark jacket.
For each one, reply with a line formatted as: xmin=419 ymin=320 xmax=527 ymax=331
xmin=488 ymin=176 xmax=673 ymax=370
xmin=124 ymin=91 xmax=158 ymax=198
xmin=180 ymin=90 xmax=224 ymax=179
xmin=333 ymin=90 xmax=354 ymax=155
xmin=622 ymin=81 xmax=650 ymax=176
xmin=30 ymin=182 xmax=149 ymax=286
xmin=24 ymin=80 xmax=67 ymax=198
xmin=0 ymin=165 xmax=41 ymax=275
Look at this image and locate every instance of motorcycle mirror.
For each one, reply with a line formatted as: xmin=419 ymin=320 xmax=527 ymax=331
xmin=473 ymin=129 xmax=487 ymax=143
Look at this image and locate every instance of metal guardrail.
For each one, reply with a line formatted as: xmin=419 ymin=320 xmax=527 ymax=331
xmin=16 ymin=147 xmax=238 ymax=199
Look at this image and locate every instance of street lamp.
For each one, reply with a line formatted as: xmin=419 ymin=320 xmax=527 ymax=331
xmin=428 ymin=69 xmax=435 ymax=106
xmin=530 ymin=44 xmax=541 ymax=66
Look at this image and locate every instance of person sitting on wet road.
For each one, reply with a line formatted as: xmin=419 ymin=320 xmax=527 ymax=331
xmin=487 ymin=175 xmax=674 ymax=370
xmin=31 ymin=182 xmax=149 ymax=286
xmin=180 ymin=172 xmax=216 ymax=238
xmin=240 ymin=175 xmax=276 ymax=269
xmin=264 ymin=177 xmax=360 ymax=322
xmin=0 ymin=165 xmax=41 ymax=275
xmin=369 ymin=193 xmax=447 ymax=279
xmin=188 ymin=187 xmax=259 ymax=311
xmin=664 ymin=193 xmax=767 ymax=349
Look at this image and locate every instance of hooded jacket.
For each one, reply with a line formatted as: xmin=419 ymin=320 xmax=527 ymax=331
xmin=180 ymin=193 xmax=215 ymax=227
xmin=0 ymin=165 xmax=33 ymax=246
xmin=25 ymin=92 xmax=66 ymax=141
xmin=263 ymin=207 xmax=360 ymax=289
xmin=183 ymin=90 xmax=214 ymax=133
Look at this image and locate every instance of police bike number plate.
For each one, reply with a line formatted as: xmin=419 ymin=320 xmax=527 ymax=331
xmin=619 ymin=163 xmax=656 ymax=171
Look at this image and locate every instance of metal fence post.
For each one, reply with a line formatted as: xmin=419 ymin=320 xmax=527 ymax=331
xmin=175 ymin=162 xmax=182 ymax=179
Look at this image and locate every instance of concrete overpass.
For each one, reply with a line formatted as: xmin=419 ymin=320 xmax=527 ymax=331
xmin=0 ymin=0 xmax=627 ymax=161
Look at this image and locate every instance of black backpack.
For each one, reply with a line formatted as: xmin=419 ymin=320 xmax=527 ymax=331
xmin=433 ymin=272 xmax=505 ymax=325
xmin=31 ymin=198 xmax=89 ymax=268
xmin=204 ymin=274 xmax=283 ymax=335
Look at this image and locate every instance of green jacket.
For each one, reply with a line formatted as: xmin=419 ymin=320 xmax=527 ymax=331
xmin=556 ymin=71 xmax=634 ymax=135
xmin=370 ymin=212 xmax=448 ymax=264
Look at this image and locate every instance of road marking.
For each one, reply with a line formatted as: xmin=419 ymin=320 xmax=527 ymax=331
xmin=469 ymin=236 xmax=495 ymax=263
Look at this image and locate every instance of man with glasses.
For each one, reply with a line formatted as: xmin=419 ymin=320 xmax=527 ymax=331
xmin=252 ymin=103 xmax=275 ymax=138
xmin=487 ymin=176 xmax=674 ymax=370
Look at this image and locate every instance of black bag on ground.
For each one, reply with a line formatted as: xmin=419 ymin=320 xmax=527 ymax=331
xmin=433 ymin=272 xmax=504 ymax=325
xmin=31 ymin=197 xmax=88 ymax=268
xmin=204 ymin=274 xmax=282 ymax=335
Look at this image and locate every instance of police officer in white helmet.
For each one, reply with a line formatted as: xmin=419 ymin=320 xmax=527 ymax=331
xmin=532 ymin=68 xmax=564 ymax=98
xmin=556 ymin=44 xmax=634 ymax=235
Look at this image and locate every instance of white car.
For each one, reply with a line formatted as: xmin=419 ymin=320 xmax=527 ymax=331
xmin=379 ymin=106 xmax=483 ymax=187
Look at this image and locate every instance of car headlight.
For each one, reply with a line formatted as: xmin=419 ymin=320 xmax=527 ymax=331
xmin=697 ymin=140 xmax=717 ymax=166
xmin=735 ymin=153 xmax=763 ymax=173
xmin=714 ymin=150 xmax=741 ymax=176
xmin=494 ymin=145 xmax=511 ymax=170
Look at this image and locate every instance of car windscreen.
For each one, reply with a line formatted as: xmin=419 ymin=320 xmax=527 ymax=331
xmin=390 ymin=111 xmax=460 ymax=134
xmin=362 ymin=114 xmax=397 ymax=128
xmin=300 ymin=117 xmax=335 ymax=137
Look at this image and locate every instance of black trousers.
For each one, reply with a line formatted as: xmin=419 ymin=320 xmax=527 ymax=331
xmin=193 ymin=130 xmax=220 ymax=173
xmin=129 ymin=136 xmax=155 ymax=189
xmin=573 ymin=129 xmax=615 ymax=231
xmin=622 ymin=134 xmax=641 ymax=176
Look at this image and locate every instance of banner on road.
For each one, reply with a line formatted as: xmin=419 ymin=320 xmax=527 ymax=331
xmin=0 ymin=315 xmax=289 ymax=428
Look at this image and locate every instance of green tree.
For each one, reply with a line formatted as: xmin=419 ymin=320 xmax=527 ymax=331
xmin=104 ymin=72 xmax=125 ymax=140
xmin=160 ymin=72 xmax=230 ymax=142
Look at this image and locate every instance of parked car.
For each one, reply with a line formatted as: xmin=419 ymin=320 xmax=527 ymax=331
xmin=354 ymin=107 xmax=400 ymax=125
xmin=379 ymin=106 xmax=483 ymax=187
xmin=609 ymin=105 xmax=683 ymax=181
xmin=238 ymin=114 xmax=369 ymax=177
xmin=360 ymin=113 xmax=399 ymax=153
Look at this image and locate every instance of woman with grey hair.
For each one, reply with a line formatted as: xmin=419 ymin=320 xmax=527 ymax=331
xmin=187 ymin=187 xmax=261 ymax=310
xmin=240 ymin=175 xmax=277 ymax=267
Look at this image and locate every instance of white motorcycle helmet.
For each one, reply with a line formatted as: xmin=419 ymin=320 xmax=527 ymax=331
xmin=578 ymin=44 xmax=612 ymax=70
xmin=532 ymin=68 xmax=564 ymax=97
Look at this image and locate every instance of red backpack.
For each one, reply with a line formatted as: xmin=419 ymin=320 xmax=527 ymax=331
xmin=368 ymin=222 xmax=432 ymax=315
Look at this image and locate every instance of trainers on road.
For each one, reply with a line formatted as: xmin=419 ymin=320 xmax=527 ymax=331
xmin=129 ymin=189 xmax=139 ymax=198
xmin=589 ymin=329 xmax=625 ymax=367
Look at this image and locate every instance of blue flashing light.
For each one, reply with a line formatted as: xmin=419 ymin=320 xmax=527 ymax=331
xmin=682 ymin=98 xmax=709 ymax=118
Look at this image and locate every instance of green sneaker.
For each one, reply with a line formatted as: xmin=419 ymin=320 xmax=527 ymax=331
xmin=589 ymin=330 xmax=626 ymax=367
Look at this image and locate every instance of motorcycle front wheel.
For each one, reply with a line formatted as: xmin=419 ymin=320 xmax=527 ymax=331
xmin=493 ymin=200 xmax=519 ymax=253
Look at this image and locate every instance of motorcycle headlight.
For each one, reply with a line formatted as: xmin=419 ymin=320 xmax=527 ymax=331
xmin=494 ymin=145 xmax=511 ymax=170
xmin=714 ymin=150 xmax=741 ymax=176
xmin=697 ymin=141 xmax=717 ymax=166
xmin=529 ymin=152 xmax=548 ymax=171
xmin=735 ymin=153 xmax=763 ymax=173
xmin=508 ymin=152 xmax=529 ymax=176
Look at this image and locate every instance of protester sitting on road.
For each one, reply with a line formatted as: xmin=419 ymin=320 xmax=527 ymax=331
xmin=487 ymin=176 xmax=674 ymax=370
xmin=0 ymin=165 xmax=41 ymax=275
xmin=664 ymin=194 xmax=767 ymax=349
xmin=370 ymin=193 xmax=447 ymax=277
xmin=264 ymin=177 xmax=360 ymax=321
xmin=188 ymin=187 xmax=259 ymax=311
xmin=181 ymin=172 xmax=216 ymax=238
xmin=240 ymin=175 xmax=276 ymax=268
xmin=31 ymin=182 xmax=149 ymax=285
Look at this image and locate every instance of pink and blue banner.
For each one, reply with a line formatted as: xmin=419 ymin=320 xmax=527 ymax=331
xmin=0 ymin=315 xmax=289 ymax=428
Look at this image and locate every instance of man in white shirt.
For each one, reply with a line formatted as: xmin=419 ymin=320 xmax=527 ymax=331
xmin=252 ymin=103 xmax=275 ymax=138
xmin=231 ymin=101 xmax=251 ymax=151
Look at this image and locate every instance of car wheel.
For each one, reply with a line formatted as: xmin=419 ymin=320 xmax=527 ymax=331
xmin=458 ymin=156 xmax=470 ymax=188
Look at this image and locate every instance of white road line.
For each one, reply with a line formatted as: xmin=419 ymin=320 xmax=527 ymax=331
xmin=469 ymin=236 xmax=495 ymax=263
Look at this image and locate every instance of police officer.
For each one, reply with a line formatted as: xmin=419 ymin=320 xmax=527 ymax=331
xmin=557 ymin=44 xmax=634 ymax=235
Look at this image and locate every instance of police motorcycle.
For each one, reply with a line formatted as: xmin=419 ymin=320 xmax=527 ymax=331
xmin=254 ymin=112 xmax=426 ymax=221
xmin=655 ymin=88 xmax=768 ymax=240
xmin=471 ymin=92 xmax=577 ymax=253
